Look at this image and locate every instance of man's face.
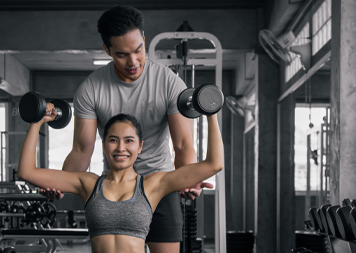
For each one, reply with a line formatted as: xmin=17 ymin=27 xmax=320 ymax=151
xmin=104 ymin=29 xmax=146 ymax=83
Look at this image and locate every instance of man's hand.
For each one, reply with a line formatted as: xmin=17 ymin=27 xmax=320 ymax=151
xmin=39 ymin=188 xmax=64 ymax=201
xmin=179 ymin=182 xmax=214 ymax=200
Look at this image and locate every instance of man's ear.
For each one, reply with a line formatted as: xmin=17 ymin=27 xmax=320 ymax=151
xmin=103 ymin=44 xmax=111 ymax=56
xmin=142 ymin=31 xmax=145 ymax=42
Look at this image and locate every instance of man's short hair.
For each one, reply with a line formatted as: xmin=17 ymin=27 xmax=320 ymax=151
xmin=97 ymin=5 xmax=144 ymax=48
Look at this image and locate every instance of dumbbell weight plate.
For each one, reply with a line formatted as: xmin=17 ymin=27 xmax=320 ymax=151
xmin=47 ymin=99 xmax=72 ymax=129
xmin=336 ymin=205 xmax=355 ymax=240
xmin=308 ymin=207 xmax=322 ymax=231
xmin=192 ymin=84 xmax=224 ymax=116
xmin=326 ymin=205 xmax=342 ymax=238
xmin=349 ymin=207 xmax=356 ymax=239
xmin=19 ymin=91 xmax=47 ymax=123
xmin=320 ymin=204 xmax=332 ymax=234
xmin=177 ymin=88 xmax=202 ymax=118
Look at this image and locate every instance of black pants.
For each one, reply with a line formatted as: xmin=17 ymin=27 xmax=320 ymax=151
xmin=146 ymin=192 xmax=183 ymax=242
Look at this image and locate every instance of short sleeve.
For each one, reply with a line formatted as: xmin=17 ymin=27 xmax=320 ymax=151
xmin=73 ymin=77 xmax=97 ymax=119
xmin=167 ymin=69 xmax=187 ymax=115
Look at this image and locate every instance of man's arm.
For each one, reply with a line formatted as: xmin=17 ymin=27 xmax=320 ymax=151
xmin=168 ymin=113 xmax=197 ymax=168
xmin=62 ymin=117 xmax=98 ymax=172
xmin=168 ymin=113 xmax=213 ymax=199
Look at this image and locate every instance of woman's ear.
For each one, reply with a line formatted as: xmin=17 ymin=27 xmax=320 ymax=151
xmin=138 ymin=140 xmax=144 ymax=154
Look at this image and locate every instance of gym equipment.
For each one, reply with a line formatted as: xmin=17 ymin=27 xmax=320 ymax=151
xmin=326 ymin=205 xmax=341 ymax=238
xmin=19 ymin=91 xmax=72 ymax=129
xmin=41 ymin=203 xmax=57 ymax=226
xmin=336 ymin=205 xmax=355 ymax=240
xmin=25 ymin=202 xmax=45 ymax=223
xmin=349 ymin=206 xmax=356 ymax=239
xmin=1 ymin=228 xmax=89 ymax=253
xmin=319 ymin=204 xmax=331 ymax=234
xmin=308 ymin=207 xmax=322 ymax=231
xmin=2 ymin=247 xmax=16 ymax=253
xmin=0 ymin=193 xmax=46 ymax=201
xmin=177 ymin=83 xmax=224 ymax=118
xmin=295 ymin=231 xmax=330 ymax=253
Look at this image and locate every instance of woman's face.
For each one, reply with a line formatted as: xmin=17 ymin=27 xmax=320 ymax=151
xmin=103 ymin=121 xmax=143 ymax=171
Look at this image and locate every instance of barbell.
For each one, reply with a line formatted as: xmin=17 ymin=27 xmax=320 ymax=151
xmin=19 ymin=91 xmax=72 ymax=129
xmin=177 ymin=83 xmax=224 ymax=118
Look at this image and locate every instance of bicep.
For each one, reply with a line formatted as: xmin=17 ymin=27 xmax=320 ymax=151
xmin=72 ymin=117 xmax=97 ymax=153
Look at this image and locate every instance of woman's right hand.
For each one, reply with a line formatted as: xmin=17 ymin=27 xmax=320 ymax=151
xmin=36 ymin=103 xmax=57 ymax=125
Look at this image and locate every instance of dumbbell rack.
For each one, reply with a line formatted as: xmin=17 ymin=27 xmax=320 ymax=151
xmin=306 ymin=199 xmax=356 ymax=253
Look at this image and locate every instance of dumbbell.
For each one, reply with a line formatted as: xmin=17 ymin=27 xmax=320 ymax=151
xmin=326 ymin=204 xmax=342 ymax=238
xmin=2 ymin=247 xmax=16 ymax=253
xmin=308 ymin=207 xmax=322 ymax=231
xmin=177 ymin=83 xmax=224 ymax=118
xmin=336 ymin=204 xmax=355 ymax=240
xmin=319 ymin=203 xmax=332 ymax=234
xmin=19 ymin=91 xmax=72 ymax=129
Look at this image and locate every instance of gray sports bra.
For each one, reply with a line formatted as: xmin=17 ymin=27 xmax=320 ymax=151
xmin=85 ymin=174 xmax=153 ymax=239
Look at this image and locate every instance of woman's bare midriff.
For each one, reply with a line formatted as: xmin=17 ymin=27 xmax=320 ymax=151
xmin=91 ymin=234 xmax=146 ymax=253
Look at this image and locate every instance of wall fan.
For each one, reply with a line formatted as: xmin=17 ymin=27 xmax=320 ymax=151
xmin=258 ymin=30 xmax=296 ymax=64
xmin=226 ymin=96 xmax=255 ymax=118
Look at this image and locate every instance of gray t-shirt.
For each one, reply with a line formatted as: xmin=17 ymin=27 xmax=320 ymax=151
xmin=73 ymin=59 xmax=186 ymax=176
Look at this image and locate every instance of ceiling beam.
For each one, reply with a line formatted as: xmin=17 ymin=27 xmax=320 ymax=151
xmin=0 ymin=0 xmax=264 ymax=11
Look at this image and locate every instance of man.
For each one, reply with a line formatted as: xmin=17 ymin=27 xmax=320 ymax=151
xmin=43 ymin=5 xmax=213 ymax=253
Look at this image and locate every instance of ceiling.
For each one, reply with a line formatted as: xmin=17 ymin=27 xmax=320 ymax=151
xmin=1 ymin=0 xmax=305 ymax=72
xmin=0 ymin=0 xmax=265 ymax=10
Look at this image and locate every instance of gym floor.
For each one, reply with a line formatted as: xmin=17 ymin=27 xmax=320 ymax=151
xmin=0 ymin=239 xmax=215 ymax=253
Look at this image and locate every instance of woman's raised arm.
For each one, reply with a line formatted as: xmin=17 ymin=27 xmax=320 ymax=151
xmin=17 ymin=105 xmax=94 ymax=200
xmin=148 ymin=113 xmax=224 ymax=201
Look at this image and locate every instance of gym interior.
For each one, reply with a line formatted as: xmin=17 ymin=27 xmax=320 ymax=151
xmin=0 ymin=0 xmax=354 ymax=252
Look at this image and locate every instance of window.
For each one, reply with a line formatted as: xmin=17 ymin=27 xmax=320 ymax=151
xmin=285 ymin=23 xmax=310 ymax=82
xmin=294 ymin=106 xmax=329 ymax=192
xmin=312 ymin=0 xmax=331 ymax=55
xmin=0 ymin=103 xmax=6 ymax=180
xmin=285 ymin=0 xmax=332 ymax=82
xmin=48 ymin=104 xmax=103 ymax=175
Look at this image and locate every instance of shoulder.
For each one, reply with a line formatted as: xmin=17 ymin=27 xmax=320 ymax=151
xmin=145 ymin=59 xmax=175 ymax=77
xmin=75 ymin=62 xmax=113 ymax=96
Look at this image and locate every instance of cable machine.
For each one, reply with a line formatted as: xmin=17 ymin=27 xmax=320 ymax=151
xmin=148 ymin=21 xmax=226 ymax=253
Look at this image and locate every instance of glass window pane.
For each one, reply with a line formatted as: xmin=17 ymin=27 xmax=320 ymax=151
xmin=49 ymin=105 xmax=102 ymax=175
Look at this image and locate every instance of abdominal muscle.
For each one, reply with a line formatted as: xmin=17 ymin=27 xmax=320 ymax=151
xmin=91 ymin=234 xmax=146 ymax=253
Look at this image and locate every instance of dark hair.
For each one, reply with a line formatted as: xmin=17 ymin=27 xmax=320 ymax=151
xmin=103 ymin=114 xmax=143 ymax=144
xmin=97 ymin=5 xmax=144 ymax=48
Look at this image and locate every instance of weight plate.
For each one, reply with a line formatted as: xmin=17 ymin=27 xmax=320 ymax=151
xmin=177 ymin=88 xmax=201 ymax=118
xmin=350 ymin=208 xmax=356 ymax=239
xmin=336 ymin=205 xmax=354 ymax=240
xmin=193 ymin=84 xmax=224 ymax=115
xmin=320 ymin=204 xmax=332 ymax=234
xmin=48 ymin=99 xmax=72 ymax=129
xmin=19 ymin=92 xmax=46 ymax=123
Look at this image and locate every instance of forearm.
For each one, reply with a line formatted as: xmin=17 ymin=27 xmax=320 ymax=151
xmin=17 ymin=123 xmax=42 ymax=179
xmin=205 ymin=114 xmax=224 ymax=170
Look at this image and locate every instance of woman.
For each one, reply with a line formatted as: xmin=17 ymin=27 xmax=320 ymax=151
xmin=17 ymin=104 xmax=224 ymax=253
